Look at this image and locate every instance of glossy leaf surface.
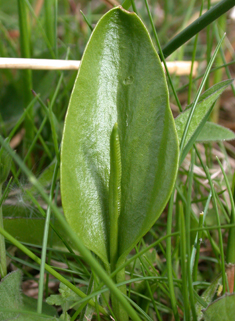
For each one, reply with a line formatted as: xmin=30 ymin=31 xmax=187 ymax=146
xmin=61 ymin=7 xmax=178 ymax=266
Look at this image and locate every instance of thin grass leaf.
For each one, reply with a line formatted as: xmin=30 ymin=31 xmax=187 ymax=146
xmin=162 ymin=0 xmax=234 ymax=58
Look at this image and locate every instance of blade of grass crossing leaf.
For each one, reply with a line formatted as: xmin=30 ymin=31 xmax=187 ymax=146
xmin=0 ymin=225 xmax=107 ymax=315
xmin=144 ymin=0 xmax=182 ymax=112
xmin=216 ymin=157 xmax=235 ymax=264
xmin=0 ymin=136 xmax=142 ymax=321
xmin=205 ymin=166 xmax=226 ymax=294
xmin=79 ymin=222 xmax=235 ymax=311
xmin=180 ymin=33 xmax=226 ymax=162
xmin=37 ymin=154 xmax=60 ymax=313
xmin=186 ymin=150 xmax=197 ymax=321
xmin=22 ymin=186 xmax=89 ymax=268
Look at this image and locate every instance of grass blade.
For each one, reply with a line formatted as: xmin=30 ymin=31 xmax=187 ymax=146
xmin=162 ymin=0 xmax=234 ymax=58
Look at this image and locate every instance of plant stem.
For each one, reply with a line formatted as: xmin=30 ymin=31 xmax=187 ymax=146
xmin=162 ymin=0 xmax=234 ymax=58
xmin=112 ymin=264 xmax=128 ymax=321
xmin=0 ymin=184 xmax=7 ymax=278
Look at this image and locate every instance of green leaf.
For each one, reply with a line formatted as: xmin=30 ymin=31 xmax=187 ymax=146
xmin=175 ymin=79 xmax=233 ymax=159
xmin=193 ymin=275 xmax=221 ymax=321
xmin=0 ymin=270 xmax=57 ymax=320
xmin=61 ymin=7 xmax=178 ymax=267
xmin=0 ymin=270 xmax=22 ymax=320
xmin=46 ymin=283 xmax=80 ymax=313
xmin=203 ymin=293 xmax=235 ymax=321
xmin=22 ymin=294 xmax=57 ymax=317
xmin=3 ymin=205 xmax=73 ymax=249
xmin=197 ymin=122 xmax=235 ymax=142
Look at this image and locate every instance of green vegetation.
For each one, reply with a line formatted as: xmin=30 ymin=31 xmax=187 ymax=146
xmin=1 ymin=0 xmax=235 ymax=320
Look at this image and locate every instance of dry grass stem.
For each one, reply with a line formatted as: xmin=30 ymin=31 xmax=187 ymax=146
xmin=0 ymin=58 xmax=198 ymax=75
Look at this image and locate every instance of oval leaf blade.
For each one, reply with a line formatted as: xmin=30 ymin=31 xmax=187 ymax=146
xmin=61 ymin=7 xmax=179 ymax=266
xmin=197 ymin=122 xmax=235 ymax=142
xmin=203 ymin=293 xmax=235 ymax=321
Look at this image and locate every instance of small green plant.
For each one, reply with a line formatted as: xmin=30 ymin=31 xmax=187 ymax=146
xmin=60 ymin=5 xmax=234 ymax=321
xmin=1 ymin=1 xmax=235 ymax=320
xmin=61 ymin=7 xmax=179 ymax=320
